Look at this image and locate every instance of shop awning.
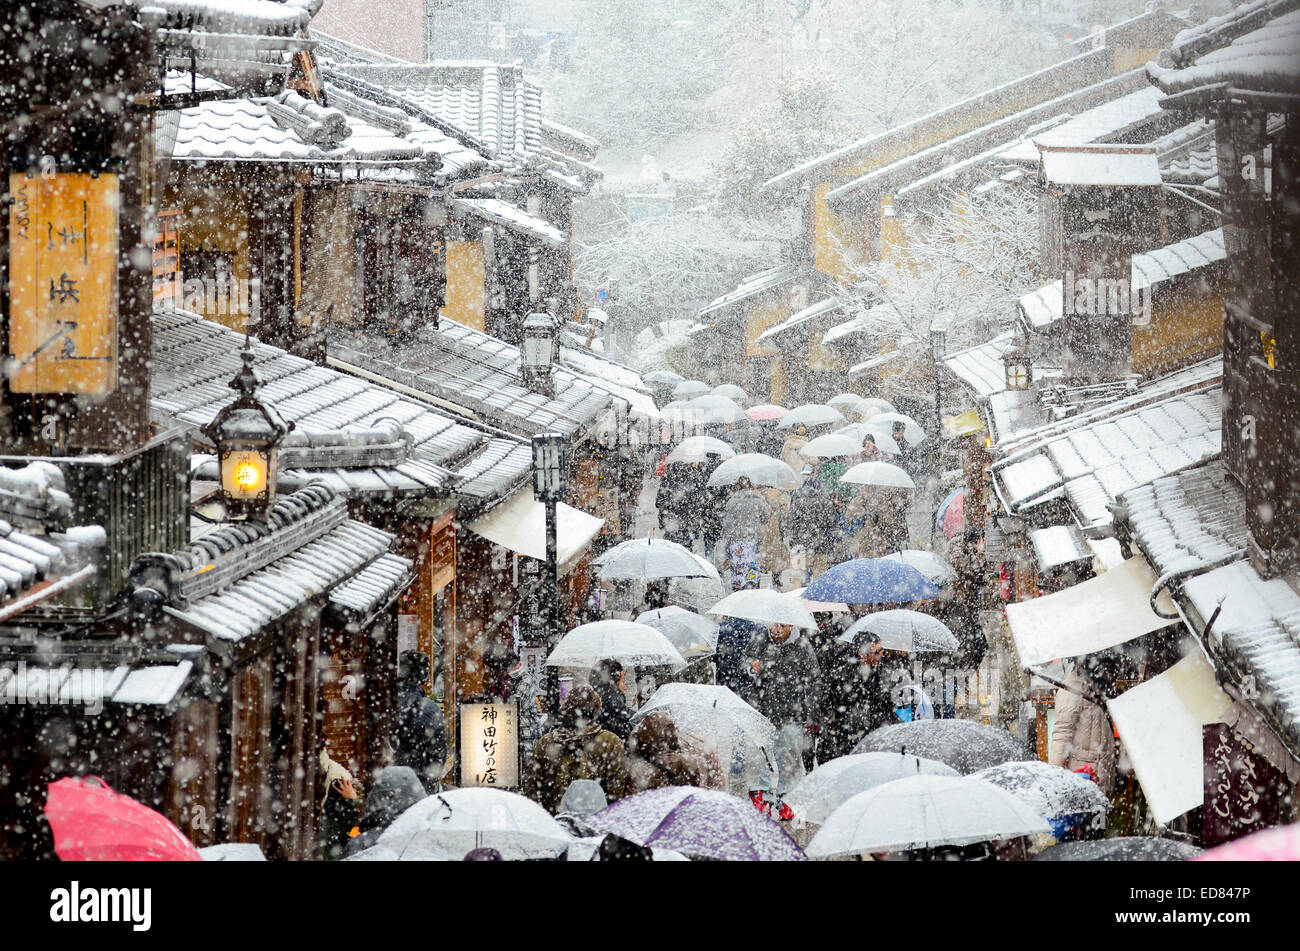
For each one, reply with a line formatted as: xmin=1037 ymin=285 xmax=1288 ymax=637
xmin=1106 ymin=651 xmax=1235 ymax=826
xmin=1006 ymin=556 xmax=1177 ymax=668
xmin=464 ymin=486 xmax=604 ymax=576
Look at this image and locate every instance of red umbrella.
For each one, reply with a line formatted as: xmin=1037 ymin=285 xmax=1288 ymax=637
xmin=745 ymin=403 xmax=787 ymax=421
xmin=45 ymin=776 xmax=202 ymax=861
xmin=941 ymin=490 xmax=965 ymax=540
xmin=1196 ymin=823 xmax=1300 ymax=861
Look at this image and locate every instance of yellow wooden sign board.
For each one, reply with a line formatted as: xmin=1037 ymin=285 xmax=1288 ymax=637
xmin=7 ymin=171 xmax=119 ymax=394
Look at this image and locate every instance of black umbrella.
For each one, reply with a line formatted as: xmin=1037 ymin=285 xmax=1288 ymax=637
xmin=1031 ymin=837 xmax=1202 ymax=862
xmin=852 ymin=719 xmax=1034 ymax=775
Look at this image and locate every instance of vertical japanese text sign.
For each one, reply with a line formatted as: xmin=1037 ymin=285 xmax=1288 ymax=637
xmin=8 ymin=172 xmax=119 ymax=394
xmin=459 ymin=701 xmax=519 ymax=789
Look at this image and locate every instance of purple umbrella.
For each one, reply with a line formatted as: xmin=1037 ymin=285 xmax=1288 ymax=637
xmin=588 ymin=787 xmax=807 ymax=861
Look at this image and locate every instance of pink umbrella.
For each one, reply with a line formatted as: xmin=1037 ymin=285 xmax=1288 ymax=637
xmin=746 ymin=404 xmax=788 ymax=421
xmin=940 ymin=490 xmax=965 ymax=540
xmin=1196 ymin=823 xmax=1300 ymax=861
xmin=45 ymin=776 xmax=202 ymax=861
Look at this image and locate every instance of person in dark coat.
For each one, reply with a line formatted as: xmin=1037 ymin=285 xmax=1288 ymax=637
xmin=714 ymin=615 xmax=767 ymax=697
xmin=656 ymin=461 xmax=694 ymax=546
xmin=343 ymin=766 xmax=426 ymax=857
xmin=625 ymin=711 xmax=702 ymax=793
xmin=394 ymin=650 xmax=449 ymax=794
xmin=319 ymin=751 xmax=361 ymax=861
xmin=789 ymin=465 xmax=840 ymax=583
xmin=592 ymin=658 xmax=635 ymax=741
xmin=744 ymin=623 xmax=822 ymax=802
xmin=524 ymin=685 xmax=629 ymax=814
xmin=820 ymin=632 xmax=893 ymax=760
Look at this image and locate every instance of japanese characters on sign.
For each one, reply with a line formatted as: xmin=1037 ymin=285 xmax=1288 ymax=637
xmin=7 ymin=171 xmax=119 ymax=394
xmin=1202 ymin=722 xmax=1288 ymax=846
xmin=458 ymin=701 xmax=519 ymax=789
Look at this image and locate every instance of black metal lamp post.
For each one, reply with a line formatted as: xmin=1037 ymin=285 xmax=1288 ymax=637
xmin=930 ymin=327 xmax=947 ymax=436
xmin=521 ymin=311 xmax=559 ymax=396
xmin=201 ymin=338 xmax=293 ymax=520
xmin=531 ymin=431 xmax=567 ymax=718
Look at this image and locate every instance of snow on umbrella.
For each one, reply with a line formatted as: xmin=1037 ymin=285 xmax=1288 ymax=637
xmin=644 ymin=369 xmax=685 ymax=385
xmin=669 ymin=557 xmax=725 ymax=613
xmin=871 ymin=412 xmax=926 ymax=446
xmin=683 ymin=393 xmax=747 ymax=425
xmin=785 ymin=752 xmax=960 ymax=825
xmin=858 ymin=397 xmax=896 ymax=414
xmin=706 ymin=452 xmax=800 ymax=491
xmin=836 ymin=422 xmax=901 ymax=455
xmin=775 ymin=403 xmax=846 ymax=430
xmin=378 ymin=788 xmax=574 ymax=861
xmin=798 ymin=433 xmax=862 ymax=459
xmin=842 ymin=460 xmax=915 ymax=489
xmin=712 ymin=383 xmax=750 ymax=404
xmin=547 ymin=620 xmax=687 ymax=671
xmin=588 ymin=787 xmax=807 ymax=861
xmin=594 ymin=537 xmax=717 ymax=582
xmin=708 ymin=588 xmax=818 ymax=629
xmin=673 ymin=379 xmax=711 ymax=398
xmin=806 ymin=774 xmax=1050 ymax=858
xmin=970 ymin=761 xmax=1110 ymax=838
xmin=666 ymin=435 xmax=736 ymax=464
xmin=937 ymin=488 xmax=965 ymax=540
xmin=745 ymin=403 xmax=788 ymax=421
xmin=1032 ymin=837 xmax=1202 ymax=862
xmin=827 ymin=392 xmax=866 ymax=413
xmin=788 ymin=585 xmax=849 ymax=613
xmin=45 ymin=776 xmax=202 ymax=861
xmin=803 ymin=558 xmax=941 ymax=605
xmin=881 ymin=549 xmax=956 ymax=585
xmin=633 ymin=683 xmax=778 ymax=793
xmin=852 ymin=719 xmax=1034 ymax=774
xmin=1197 ymin=822 xmax=1300 ymax=861
xmin=838 ymin=609 xmax=960 ymax=652
xmin=634 ymin=606 xmax=720 ymax=658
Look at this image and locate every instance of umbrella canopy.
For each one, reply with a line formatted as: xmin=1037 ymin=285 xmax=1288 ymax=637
xmin=745 ymin=403 xmax=788 ymax=421
xmin=1032 ymin=837 xmax=1202 ymax=862
xmin=806 ymin=774 xmax=1050 ymax=857
xmin=1197 ymin=822 xmax=1300 ymax=861
xmin=633 ymin=683 xmax=778 ymax=792
xmin=665 ymin=435 xmax=736 ymax=464
xmin=546 ymin=620 xmax=687 ymax=670
xmin=594 ymin=537 xmax=717 ymax=582
xmin=668 ymin=557 xmax=725 ymax=613
xmin=871 ymin=412 xmax=926 ymax=446
xmin=836 ymin=423 xmax=902 ymax=456
xmin=712 ymin=383 xmax=750 ymax=404
xmin=839 ymin=609 xmax=960 ymax=652
xmin=938 ymin=488 xmax=965 ymax=540
xmin=378 ymin=788 xmax=573 ymax=860
xmin=804 ymin=558 xmax=942 ymax=605
xmin=706 ymin=453 xmax=800 ymax=491
xmin=842 ymin=461 xmax=916 ymax=489
xmin=848 ymin=398 xmax=895 ymax=421
xmin=708 ymin=588 xmax=818 ymax=629
xmin=644 ymin=369 xmax=685 ymax=385
xmin=588 ymin=787 xmax=807 ymax=861
xmin=45 ymin=777 xmax=202 ymax=861
xmin=776 ymin=403 xmax=846 ymax=430
xmin=798 ymin=432 xmax=862 ymax=459
xmin=683 ymin=393 xmax=747 ymax=425
xmin=634 ymin=606 xmax=719 ymax=659
xmin=881 ymin=549 xmax=956 ymax=585
xmin=785 ymin=752 xmax=959 ymax=825
xmin=788 ymin=586 xmax=850 ymax=613
xmin=827 ymin=392 xmax=866 ymax=413
xmin=673 ymin=379 xmax=711 ymax=398
xmin=970 ymin=761 xmax=1110 ymax=837
xmin=852 ymin=719 xmax=1034 ymax=774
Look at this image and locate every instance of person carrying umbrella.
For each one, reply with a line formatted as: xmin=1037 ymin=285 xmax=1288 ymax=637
xmin=626 ymin=711 xmax=704 ymax=793
xmin=719 ymin=477 xmax=772 ymax=590
xmin=592 ymin=658 xmax=635 ymax=741
xmin=524 ymin=685 xmax=630 ymax=815
xmin=743 ymin=622 xmax=822 ymax=817
xmin=655 ymin=460 xmax=693 ymax=546
xmin=789 ymin=461 xmax=840 ymax=584
xmin=821 ymin=631 xmax=894 ymax=761
xmin=780 ymin=424 xmax=810 ymax=476
xmin=395 ymin=650 xmax=449 ymax=794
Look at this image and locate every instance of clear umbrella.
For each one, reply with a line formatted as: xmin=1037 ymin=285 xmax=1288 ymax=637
xmin=634 ymin=606 xmax=719 ymax=658
xmin=706 ymin=453 xmax=800 ymax=490
xmin=798 ymin=433 xmax=862 ymax=459
xmin=673 ymin=379 xmax=711 ymax=398
xmin=775 ymin=403 xmax=846 ymax=430
xmin=668 ymin=570 xmax=725 ymax=614
xmin=666 ymin=435 xmax=736 ymax=464
xmin=787 ymin=586 xmax=850 ymax=613
xmin=970 ymin=761 xmax=1110 ymax=837
xmin=546 ymin=620 xmax=687 ymax=670
xmin=852 ymin=719 xmax=1034 ymax=774
xmin=785 ymin=752 xmax=959 ymax=825
xmin=836 ymin=423 xmax=902 ymax=455
xmin=871 ymin=412 xmax=927 ymax=446
xmin=712 ymin=383 xmax=750 ymax=404
xmin=708 ymin=588 xmax=818 ymax=629
xmin=842 ymin=460 xmax=916 ymax=489
xmin=838 ymin=610 xmax=960 ymax=652
xmin=683 ymin=393 xmax=747 ymax=425
xmin=377 ymin=788 xmax=574 ymax=860
xmin=806 ymin=774 xmax=1050 ymax=857
xmin=594 ymin=537 xmax=717 ymax=582
xmin=827 ymin=392 xmax=866 ymax=413
xmin=881 ymin=549 xmax=956 ymax=585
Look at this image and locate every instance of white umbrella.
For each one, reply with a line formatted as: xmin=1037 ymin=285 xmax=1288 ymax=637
xmin=547 ymin=620 xmax=687 ymax=670
xmin=785 ymin=752 xmax=960 ymax=825
xmin=827 ymin=393 xmax=866 ymax=413
xmin=634 ymin=606 xmax=719 ymax=658
xmin=842 ymin=460 xmax=916 ymax=489
xmin=712 ymin=383 xmax=750 ymax=404
xmin=871 ymin=412 xmax=926 ymax=447
xmin=708 ymin=588 xmax=818 ymax=629
xmin=669 ymin=567 xmax=725 ymax=614
xmin=706 ymin=453 xmax=800 ymax=491
xmin=776 ymin=403 xmax=846 ymax=430
xmin=859 ymin=398 xmax=896 ymax=414
xmin=970 ymin=761 xmax=1110 ymax=828
xmin=788 ymin=586 xmax=849 ymax=614
xmin=806 ymin=774 xmax=1051 ymax=857
xmin=838 ymin=609 xmax=961 ymax=652
xmin=633 ymin=683 xmax=778 ymax=793
xmin=836 ymin=423 xmax=902 ymax=456
xmin=645 ymin=369 xmax=685 ymax=385
xmin=673 ymin=379 xmax=711 ymax=398
xmin=594 ymin=537 xmax=717 ymax=582
xmin=378 ymin=788 xmax=574 ymax=860
xmin=683 ymin=393 xmax=747 ymax=425
xmin=798 ymin=433 xmax=862 ymax=459
xmin=666 ymin=435 xmax=736 ymax=464
xmin=881 ymin=550 xmax=955 ymax=585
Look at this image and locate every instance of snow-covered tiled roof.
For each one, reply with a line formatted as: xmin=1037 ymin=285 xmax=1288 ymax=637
xmin=697 ymin=263 xmax=802 ymax=321
xmin=1040 ymin=144 xmax=1162 ymax=186
xmin=1121 ymin=462 xmax=1248 ymax=578
xmin=941 ymin=331 xmax=1060 ymax=400
xmin=0 ymin=659 xmax=193 ymax=707
xmin=996 ymin=86 xmax=1167 ymax=164
xmin=328 ymin=551 xmax=413 ymax=620
xmin=756 ymin=297 xmax=844 ymax=343
xmin=1029 ymin=523 xmax=1092 ymax=572
xmin=121 ymin=0 xmax=320 ymax=36
xmin=452 ymin=197 xmax=565 ymax=250
xmin=1150 ymin=1 xmax=1300 ymax=99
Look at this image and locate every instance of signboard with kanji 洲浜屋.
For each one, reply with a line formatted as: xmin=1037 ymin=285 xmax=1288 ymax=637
xmin=8 ymin=171 xmax=119 ymax=394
